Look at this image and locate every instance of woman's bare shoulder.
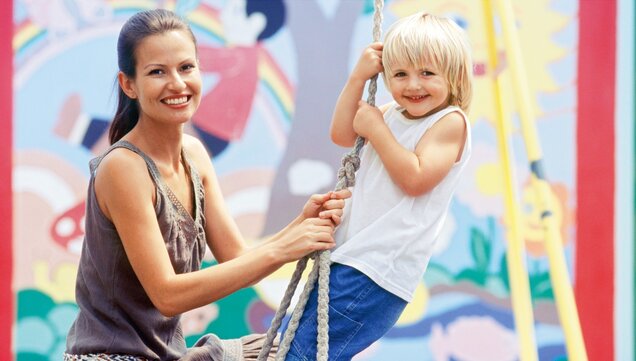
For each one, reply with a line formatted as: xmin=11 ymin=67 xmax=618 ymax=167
xmin=96 ymin=147 xmax=154 ymax=192
xmin=182 ymin=133 xmax=215 ymax=178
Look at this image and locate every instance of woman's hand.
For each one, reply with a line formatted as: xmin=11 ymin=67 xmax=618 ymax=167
xmin=301 ymin=189 xmax=351 ymax=226
xmin=276 ymin=217 xmax=338 ymax=262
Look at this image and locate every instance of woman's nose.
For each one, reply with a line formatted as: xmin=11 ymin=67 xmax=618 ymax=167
xmin=168 ymin=72 xmax=186 ymax=90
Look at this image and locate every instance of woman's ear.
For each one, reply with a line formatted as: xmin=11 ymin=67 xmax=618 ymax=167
xmin=118 ymin=71 xmax=137 ymax=99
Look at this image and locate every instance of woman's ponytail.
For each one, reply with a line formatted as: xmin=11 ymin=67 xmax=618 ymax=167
xmin=109 ymin=86 xmax=139 ymax=144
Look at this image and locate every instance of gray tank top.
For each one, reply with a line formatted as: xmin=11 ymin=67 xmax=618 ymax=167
xmin=66 ymin=140 xmax=208 ymax=359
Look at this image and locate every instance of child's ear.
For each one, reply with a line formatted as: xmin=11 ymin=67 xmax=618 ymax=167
xmin=117 ymin=71 xmax=137 ymax=99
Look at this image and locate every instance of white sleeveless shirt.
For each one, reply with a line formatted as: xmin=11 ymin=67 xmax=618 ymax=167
xmin=331 ymin=104 xmax=471 ymax=302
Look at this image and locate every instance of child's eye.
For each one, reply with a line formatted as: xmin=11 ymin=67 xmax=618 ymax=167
xmin=394 ymin=71 xmax=406 ymax=78
xmin=422 ymin=70 xmax=435 ymax=76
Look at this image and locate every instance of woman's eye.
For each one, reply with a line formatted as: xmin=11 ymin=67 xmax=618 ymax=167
xmin=148 ymin=69 xmax=163 ymax=75
xmin=181 ymin=64 xmax=196 ymax=71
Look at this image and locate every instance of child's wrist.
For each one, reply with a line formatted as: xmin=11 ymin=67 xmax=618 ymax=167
xmin=366 ymin=122 xmax=385 ymax=143
xmin=348 ymin=74 xmax=368 ymax=87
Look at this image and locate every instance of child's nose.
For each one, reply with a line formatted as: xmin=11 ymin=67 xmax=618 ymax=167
xmin=407 ymin=77 xmax=422 ymax=90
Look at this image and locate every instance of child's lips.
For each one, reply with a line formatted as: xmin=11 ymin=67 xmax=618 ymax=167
xmin=405 ymin=94 xmax=427 ymax=102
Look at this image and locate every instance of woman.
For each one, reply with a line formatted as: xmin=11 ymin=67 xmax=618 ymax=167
xmin=64 ymin=9 xmax=349 ymax=360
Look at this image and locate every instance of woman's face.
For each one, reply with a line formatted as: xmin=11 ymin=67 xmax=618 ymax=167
xmin=123 ymin=30 xmax=202 ymax=127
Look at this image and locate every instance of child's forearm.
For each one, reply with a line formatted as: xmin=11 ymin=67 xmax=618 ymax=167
xmin=331 ymin=77 xmax=367 ymax=147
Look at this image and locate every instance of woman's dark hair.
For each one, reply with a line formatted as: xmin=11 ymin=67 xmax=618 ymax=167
xmin=109 ymin=9 xmax=197 ymax=144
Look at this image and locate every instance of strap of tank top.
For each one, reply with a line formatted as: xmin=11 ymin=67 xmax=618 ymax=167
xmin=179 ymin=148 xmax=203 ymax=198
xmin=414 ymin=105 xmax=466 ymax=135
xmin=89 ymin=140 xmax=168 ymax=195
xmin=422 ymin=105 xmax=462 ymax=126
xmin=171 ymin=147 xmax=204 ymax=225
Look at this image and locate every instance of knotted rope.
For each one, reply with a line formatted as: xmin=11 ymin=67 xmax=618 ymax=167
xmin=257 ymin=2 xmax=383 ymax=360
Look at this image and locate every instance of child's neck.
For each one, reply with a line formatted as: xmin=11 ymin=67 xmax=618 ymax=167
xmin=399 ymin=103 xmax=449 ymax=120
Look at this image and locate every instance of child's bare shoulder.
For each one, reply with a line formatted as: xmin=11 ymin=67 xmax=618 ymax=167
xmin=438 ymin=110 xmax=465 ymax=128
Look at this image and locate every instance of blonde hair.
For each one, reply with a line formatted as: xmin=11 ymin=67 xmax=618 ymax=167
xmin=382 ymin=12 xmax=473 ymax=111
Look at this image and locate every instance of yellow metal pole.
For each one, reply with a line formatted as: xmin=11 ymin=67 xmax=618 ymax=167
xmin=481 ymin=1 xmax=538 ymax=360
xmin=493 ymin=0 xmax=588 ymax=359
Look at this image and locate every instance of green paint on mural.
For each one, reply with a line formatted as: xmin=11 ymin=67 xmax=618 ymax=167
xmin=17 ymin=289 xmax=55 ymax=320
xmin=424 ymin=263 xmax=454 ymax=286
xmin=498 ymin=252 xmax=510 ymax=290
xmin=470 ymin=226 xmax=492 ymax=273
xmin=209 ymin=287 xmax=259 ymax=338
xmin=16 ymin=353 xmax=49 ymax=361
xmin=16 ymin=289 xmax=79 ymax=360
xmin=362 ymin=0 xmax=391 ymax=15
xmin=529 ymin=269 xmax=554 ymax=300
xmin=456 ymin=220 xmax=496 ymax=286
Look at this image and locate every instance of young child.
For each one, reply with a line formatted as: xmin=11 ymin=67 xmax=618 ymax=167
xmin=280 ymin=12 xmax=473 ymax=360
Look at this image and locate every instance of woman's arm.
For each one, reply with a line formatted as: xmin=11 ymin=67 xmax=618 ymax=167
xmin=96 ymin=138 xmax=348 ymax=317
xmin=184 ymin=136 xmax=248 ymax=263
xmin=184 ymin=135 xmax=348 ymax=263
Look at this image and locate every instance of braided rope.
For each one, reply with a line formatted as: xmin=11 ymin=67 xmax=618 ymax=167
xmin=257 ymin=1 xmax=383 ymax=360
xmin=63 ymin=353 xmax=148 ymax=361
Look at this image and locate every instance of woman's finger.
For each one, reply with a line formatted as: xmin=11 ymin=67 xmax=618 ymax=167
xmin=322 ymin=199 xmax=345 ymax=211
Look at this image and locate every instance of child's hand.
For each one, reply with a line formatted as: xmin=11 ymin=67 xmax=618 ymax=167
xmin=301 ymin=189 xmax=351 ymax=225
xmin=353 ymin=100 xmax=384 ymax=140
xmin=350 ymin=42 xmax=383 ymax=82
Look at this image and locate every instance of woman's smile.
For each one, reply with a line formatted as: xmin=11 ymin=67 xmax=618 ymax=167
xmin=162 ymin=95 xmax=191 ymax=107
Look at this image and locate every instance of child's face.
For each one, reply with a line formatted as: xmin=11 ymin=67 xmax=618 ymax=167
xmin=386 ymin=60 xmax=449 ymax=119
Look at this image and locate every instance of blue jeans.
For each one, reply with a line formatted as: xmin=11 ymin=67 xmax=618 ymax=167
xmin=280 ymin=263 xmax=407 ymax=361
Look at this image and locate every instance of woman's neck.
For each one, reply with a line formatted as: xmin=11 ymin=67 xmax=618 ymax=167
xmin=123 ymin=121 xmax=184 ymax=170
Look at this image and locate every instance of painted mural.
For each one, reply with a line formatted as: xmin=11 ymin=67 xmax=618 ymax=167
xmin=10 ymin=0 xmax=629 ymax=360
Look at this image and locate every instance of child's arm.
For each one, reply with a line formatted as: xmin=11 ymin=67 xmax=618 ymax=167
xmin=330 ymin=42 xmax=384 ymax=147
xmin=353 ymin=102 xmax=467 ymax=197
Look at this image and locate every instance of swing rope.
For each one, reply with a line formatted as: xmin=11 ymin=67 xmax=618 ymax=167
xmin=257 ymin=2 xmax=383 ymax=360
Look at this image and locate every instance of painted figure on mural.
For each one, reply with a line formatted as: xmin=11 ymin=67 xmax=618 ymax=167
xmin=194 ymin=0 xmax=285 ymax=157
xmin=22 ymin=0 xmax=111 ymax=39
xmin=52 ymin=0 xmax=286 ymax=159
